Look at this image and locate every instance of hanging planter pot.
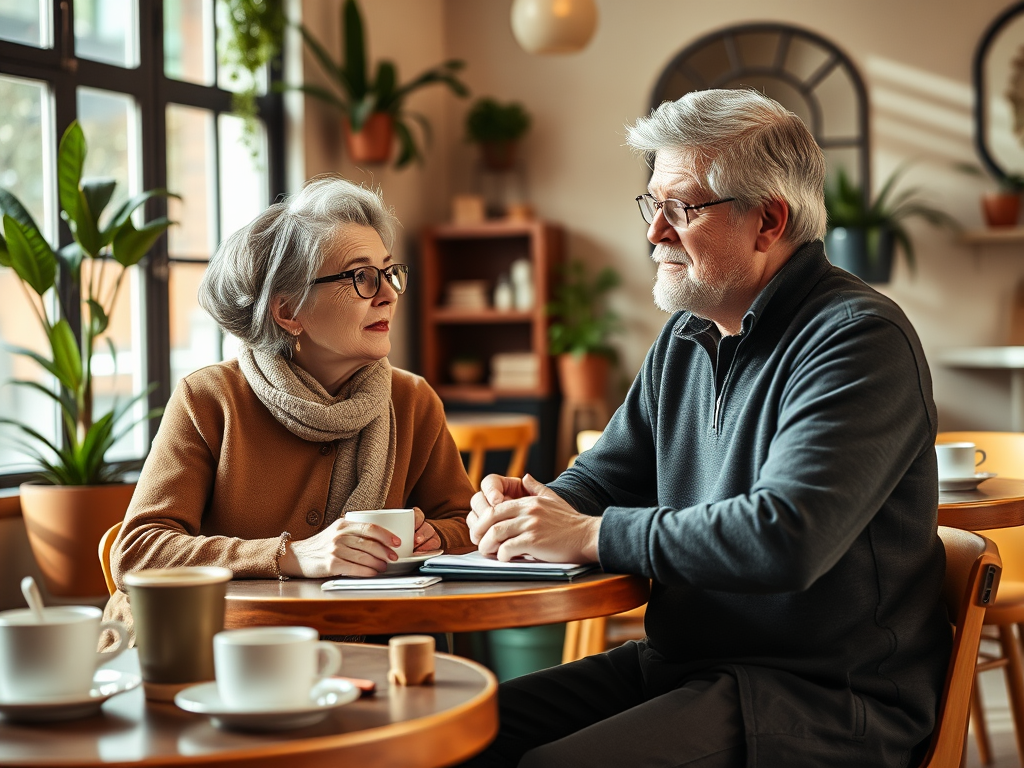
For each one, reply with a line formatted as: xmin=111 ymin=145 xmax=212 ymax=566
xmin=825 ymin=225 xmax=895 ymax=285
xmin=343 ymin=112 xmax=394 ymax=165
xmin=20 ymin=482 xmax=136 ymax=598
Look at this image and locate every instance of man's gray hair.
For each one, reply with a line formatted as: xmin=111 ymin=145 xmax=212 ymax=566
xmin=626 ymin=89 xmax=827 ymax=245
xmin=198 ymin=176 xmax=399 ymax=356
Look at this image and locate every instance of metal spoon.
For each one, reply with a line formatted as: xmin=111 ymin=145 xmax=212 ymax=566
xmin=20 ymin=576 xmax=45 ymax=623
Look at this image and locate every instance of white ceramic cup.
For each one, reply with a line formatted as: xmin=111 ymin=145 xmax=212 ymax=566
xmin=213 ymin=626 xmax=342 ymax=710
xmin=345 ymin=508 xmax=416 ymax=559
xmin=0 ymin=605 xmax=128 ymax=702
xmin=936 ymin=442 xmax=987 ymax=480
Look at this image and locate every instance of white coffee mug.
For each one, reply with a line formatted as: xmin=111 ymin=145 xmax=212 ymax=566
xmin=345 ymin=508 xmax=416 ymax=559
xmin=0 ymin=605 xmax=128 ymax=702
xmin=213 ymin=626 xmax=341 ymax=710
xmin=935 ymin=442 xmax=987 ymax=480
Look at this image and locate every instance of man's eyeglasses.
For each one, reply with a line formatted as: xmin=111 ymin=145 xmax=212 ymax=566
xmin=310 ymin=263 xmax=410 ymax=299
xmin=635 ymin=194 xmax=735 ymax=229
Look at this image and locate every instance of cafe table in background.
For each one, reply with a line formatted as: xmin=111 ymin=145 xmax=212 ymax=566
xmin=0 ymin=643 xmax=497 ymax=768
xmin=938 ymin=477 xmax=1024 ymax=530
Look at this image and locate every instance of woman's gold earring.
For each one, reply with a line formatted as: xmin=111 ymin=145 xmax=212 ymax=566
xmin=293 ymin=328 xmax=302 ymax=353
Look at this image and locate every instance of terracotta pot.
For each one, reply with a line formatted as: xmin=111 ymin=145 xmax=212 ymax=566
xmin=343 ymin=112 xmax=394 ymax=165
xmin=19 ymin=482 xmax=136 ymax=597
xmin=982 ymin=193 xmax=1021 ymax=227
xmin=480 ymin=140 xmax=518 ymax=172
xmin=557 ymin=353 xmax=609 ymax=402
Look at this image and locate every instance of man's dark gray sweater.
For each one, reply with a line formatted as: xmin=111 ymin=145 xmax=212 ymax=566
xmin=550 ymin=241 xmax=950 ymax=767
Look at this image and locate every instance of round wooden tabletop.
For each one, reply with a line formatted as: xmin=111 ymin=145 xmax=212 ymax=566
xmin=224 ymin=572 xmax=651 ymax=635
xmin=938 ymin=477 xmax=1024 ymax=530
xmin=0 ymin=645 xmax=497 ymax=768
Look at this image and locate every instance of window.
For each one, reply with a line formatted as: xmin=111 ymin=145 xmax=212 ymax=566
xmin=0 ymin=0 xmax=284 ymax=484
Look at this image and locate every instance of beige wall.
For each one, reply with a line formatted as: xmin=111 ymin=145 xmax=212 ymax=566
xmin=300 ymin=0 xmax=1024 ymax=429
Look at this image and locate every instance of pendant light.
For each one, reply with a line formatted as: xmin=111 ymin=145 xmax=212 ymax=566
xmin=510 ymin=0 xmax=598 ymax=55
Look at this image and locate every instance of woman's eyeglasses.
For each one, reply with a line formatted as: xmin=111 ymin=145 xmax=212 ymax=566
xmin=310 ymin=263 xmax=410 ymax=299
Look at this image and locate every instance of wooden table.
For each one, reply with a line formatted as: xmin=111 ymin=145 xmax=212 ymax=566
xmin=225 ymin=572 xmax=651 ymax=635
xmin=0 ymin=645 xmax=497 ymax=768
xmin=938 ymin=477 xmax=1024 ymax=530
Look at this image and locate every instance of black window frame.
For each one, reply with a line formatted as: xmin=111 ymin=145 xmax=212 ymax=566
xmin=0 ymin=0 xmax=285 ymax=487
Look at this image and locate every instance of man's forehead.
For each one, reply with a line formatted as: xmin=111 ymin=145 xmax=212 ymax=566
xmin=649 ymin=149 xmax=705 ymax=196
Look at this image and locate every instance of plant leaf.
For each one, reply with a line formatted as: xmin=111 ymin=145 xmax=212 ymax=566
xmin=343 ymin=0 xmax=367 ymax=99
xmin=57 ymin=121 xmax=86 ymax=226
xmin=296 ymin=24 xmax=346 ymax=92
xmin=47 ymin=319 xmax=83 ymax=393
xmin=81 ymin=178 xmax=117 ymax=224
xmin=68 ymin=186 xmax=102 ymax=256
xmin=58 ymin=241 xmax=84 ymax=283
xmin=393 ymin=119 xmax=420 ymax=168
xmin=87 ymin=298 xmax=109 ymax=336
xmin=0 ymin=187 xmax=45 ymax=235
xmin=104 ymin=188 xmax=180 ymax=242
xmin=3 ymin=215 xmax=56 ymax=296
xmin=290 ymin=83 xmax=348 ymax=112
xmin=373 ymin=61 xmax=397 ymax=109
xmin=112 ymin=217 xmax=173 ymax=267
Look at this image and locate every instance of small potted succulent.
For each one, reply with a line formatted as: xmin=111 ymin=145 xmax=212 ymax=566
xmin=465 ymin=97 xmax=532 ymax=172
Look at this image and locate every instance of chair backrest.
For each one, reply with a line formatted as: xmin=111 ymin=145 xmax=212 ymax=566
xmin=98 ymin=521 xmax=122 ymax=597
xmin=937 ymin=430 xmax=1024 ymax=581
xmin=919 ymin=526 xmax=1001 ymax=768
xmin=446 ymin=414 xmax=538 ymax=491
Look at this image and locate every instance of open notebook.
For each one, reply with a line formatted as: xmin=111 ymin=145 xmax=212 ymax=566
xmin=418 ymin=550 xmax=597 ymax=580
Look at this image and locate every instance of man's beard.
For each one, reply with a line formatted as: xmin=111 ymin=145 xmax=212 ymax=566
xmin=651 ymin=244 xmax=730 ymax=316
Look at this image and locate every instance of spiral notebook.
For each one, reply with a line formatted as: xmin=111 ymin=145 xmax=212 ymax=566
xmin=418 ymin=550 xmax=596 ymax=581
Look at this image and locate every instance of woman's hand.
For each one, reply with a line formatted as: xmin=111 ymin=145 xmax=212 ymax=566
xmin=279 ymin=518 xmax=401 ymax=578
xmin=412 ymin=506 xmax=441 ymax=552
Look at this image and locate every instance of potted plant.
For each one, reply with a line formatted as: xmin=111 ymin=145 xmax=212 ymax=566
xmin=465 ymin=97 xmax=532 ymax=172
xmin=0 ymin=121 xmax=173 ymax=597
xmin=824 ymin=165 xmax=958 ymax=284
xmin=296 ymin=0 xmax=469 ymax=168
xmin=955 ymin=162 xmax=1024 ymax=228
xmin=547 ymin=260 xmax=621 ymax=402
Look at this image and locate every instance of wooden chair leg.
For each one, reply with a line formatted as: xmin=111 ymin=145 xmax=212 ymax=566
xmin=970 ymin=671 xmax=993 ymax=766
xmin=999 ymin=623 xmax=1024 ymax=766
xmin=562 ymin=621 xmax=582 ymax=664
xmin=579 ymin=617 xmax=608 ymax=657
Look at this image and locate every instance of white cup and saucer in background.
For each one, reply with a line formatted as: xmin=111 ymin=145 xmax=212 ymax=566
xmin=0 ymin=600 xmax=136 ymax=722
xmin=345 ymin=508 xmax=443 ymax=575
xmin=174 ymin=626 xmax=357 ymax=731
xmin=936 ymin=442 xmax=997 ymax=491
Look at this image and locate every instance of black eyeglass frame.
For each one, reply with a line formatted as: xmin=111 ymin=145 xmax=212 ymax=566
xmin=310 ymin=263 xmax=410 ymax=299
xmin=635 ymin=194 xmax=736 ymax=227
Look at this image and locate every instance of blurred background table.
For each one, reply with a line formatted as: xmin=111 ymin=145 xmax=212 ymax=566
xmin=938 ymin=477 xmax=1024 ymax=530
xmin=0 ymin=644 xmax=497 ymax=768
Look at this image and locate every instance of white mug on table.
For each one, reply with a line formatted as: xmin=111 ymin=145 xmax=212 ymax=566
xmin=345 ymin=508 xmax=415 ymax=558
xmin=935 ymin=442 xmax=987 ymax=480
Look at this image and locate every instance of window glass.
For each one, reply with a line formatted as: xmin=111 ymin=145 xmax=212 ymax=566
xmin=0 ymin=75 xmax=56 ymax=241
xmin=0 ymin=0 xmax=49 ymax=47
xmin=82 ymin=261 xmax=146 ymax=460
xmin=164 ymin=0 xmax=214 ymax=85
xmin=167 ymin=104 xmax=216 ymax=258
xmin=218 ymin=112 xmax=267 ymax=239
xmin=76 ymin=87 xmax=139 ymax=228
xmin=74 ymin=0 xmax=138 ymax=68
xmin=169 ymin=262 xmax=226 ymax=390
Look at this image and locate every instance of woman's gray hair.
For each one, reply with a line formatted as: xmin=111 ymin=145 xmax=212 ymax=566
xmin=198 ymin=176 xmax=399 ymax=356
xmin=626 ymin=89 xmax=827 ymax=245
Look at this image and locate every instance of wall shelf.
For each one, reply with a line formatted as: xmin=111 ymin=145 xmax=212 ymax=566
xmin=959 ymin=228 xmax=1024 ymax=245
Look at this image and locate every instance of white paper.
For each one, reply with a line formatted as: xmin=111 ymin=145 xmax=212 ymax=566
xmin=320 ymin=576 xmax=442 ymax=591
xmin=425 ymin=550 xmax=584 ymax=570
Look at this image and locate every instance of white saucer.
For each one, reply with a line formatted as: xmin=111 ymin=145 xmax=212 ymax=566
xmin=174 ymin=677 xmax=359 ymax=731
xmin=0 ymin=668 xmax=141 ymax=722
xmin=385 ymin=549 xmax=444 ymax=575
xmin=939 ymin=472 xmax=998 ymax=492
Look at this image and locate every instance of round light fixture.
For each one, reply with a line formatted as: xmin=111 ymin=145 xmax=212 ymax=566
xmin=510 ymin=0 xmax=598 ymax=55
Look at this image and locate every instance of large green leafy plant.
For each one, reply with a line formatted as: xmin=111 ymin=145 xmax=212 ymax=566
xmin=547 ymin=260 xmax=622 ymax=360
xmin=297 ymin=0 xmax=469 ymax=168
xmin=0 ymin=121 xmax=174 ymax=484
xmin=825 ymin=165 xmax=958 ymax=272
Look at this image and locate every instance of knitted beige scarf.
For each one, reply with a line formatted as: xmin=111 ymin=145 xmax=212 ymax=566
xmin=238 ymin=348 xmax=396 ymax=525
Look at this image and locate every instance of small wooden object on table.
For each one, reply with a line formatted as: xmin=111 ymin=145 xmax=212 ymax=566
xmin=388 ymin=635 xmax=435 ymax=686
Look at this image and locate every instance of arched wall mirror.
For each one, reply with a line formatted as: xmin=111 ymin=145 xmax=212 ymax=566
xmin=650 ymin=23 xmax=870 ymax=205
xmin=975 ymin=1 xmax=1024 ymax=181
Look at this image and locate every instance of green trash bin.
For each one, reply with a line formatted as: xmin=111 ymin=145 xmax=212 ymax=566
xmin=487 ymin=623 xmax=566 ymax=682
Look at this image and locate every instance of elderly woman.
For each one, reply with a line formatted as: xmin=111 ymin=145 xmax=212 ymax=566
xmin=103 ymin=177 xmax=474 ymax=642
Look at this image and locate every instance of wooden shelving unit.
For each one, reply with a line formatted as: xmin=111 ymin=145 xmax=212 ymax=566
xmin=959 ymin=227 xmax=1024 ymax=245
xmin=420 ymin=220 xmax=564 ymax=403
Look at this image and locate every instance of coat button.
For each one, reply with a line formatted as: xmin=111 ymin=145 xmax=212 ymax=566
xmin=306 ymin=509 xmax=321 ymax=526
xmin=319 ymin=444 xmax=332 ymax=456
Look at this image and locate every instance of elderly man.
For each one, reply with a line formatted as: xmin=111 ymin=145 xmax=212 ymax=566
xmin=464 ymin=89 xmax=949 ymax=768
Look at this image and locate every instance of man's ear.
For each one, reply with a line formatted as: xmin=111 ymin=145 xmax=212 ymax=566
xmin=754 ymin=198 xmax=790 ymax=253
xmin=270 ymin=296 xmax=302 ymax=336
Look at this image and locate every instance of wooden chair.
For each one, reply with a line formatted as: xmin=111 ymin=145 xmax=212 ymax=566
xmin=98 ymin=521 xmax=122 ymax=597
xmin=563 ymin=429 xmax=650 ymax=663
xmin=937 ymin=431 xmax=1024 ymax=765
xmin=919 ymin=527 xmax=1001 ymax=767
xmin=445 ymin=413 xmax=538 ymax=491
